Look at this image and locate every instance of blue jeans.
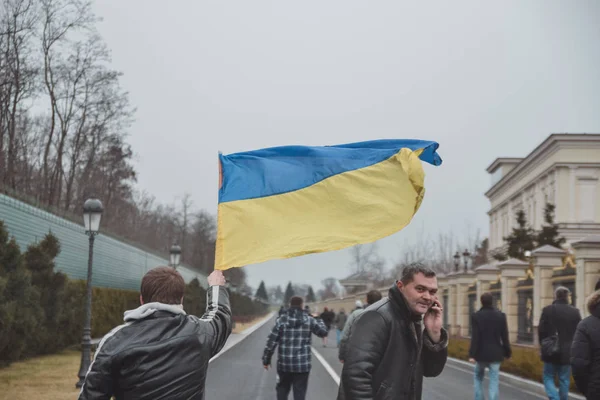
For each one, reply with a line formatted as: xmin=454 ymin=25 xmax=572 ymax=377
xmin=543 ymin=363 xmax=571 ymax=400
xmin=336 ymin=329 xmax=342 ymax=345
xmin=474 ymin=362 xmax=500 ymax=400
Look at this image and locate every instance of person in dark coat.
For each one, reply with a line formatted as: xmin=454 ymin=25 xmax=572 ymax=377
xmin=571 ymin=289 xmax=600 ymax=399
xmin=320 ymin=307 xmax=335 ymax=347
xmin=338 ymin=263 xmax=448 ymax=400
xmin=468 ymin=292 xmax=511 ymax=400
xmin=538 ymin=286 xmax=582 ymax=400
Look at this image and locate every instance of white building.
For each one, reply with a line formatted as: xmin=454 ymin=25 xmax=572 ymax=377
xmin=486 ymin=134 xmax=600 ymax=256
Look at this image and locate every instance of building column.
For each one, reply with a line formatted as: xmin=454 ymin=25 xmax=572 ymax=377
xmin=569 ymin=166 xmax=576 ymax=222
xmin=572 ymin=235 xmax=600 ymax=318
xmin=454 ymin=272 xmax=476 ymax=337
xmin=531 ymin=245 xmax=566 ymax=345
xmin=499 ymin=258 xmax=529 ymax=343
xmin=437 ymin=274 xmax=449 ymax=330
xmin=446 ymin=274 xmax=458 ymax=336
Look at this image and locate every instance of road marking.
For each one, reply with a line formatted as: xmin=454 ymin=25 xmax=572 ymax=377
xmin=311 ymin=347 xmax=341 ymax=386
xmin=209 ymin=312 xmax=275 ymax=363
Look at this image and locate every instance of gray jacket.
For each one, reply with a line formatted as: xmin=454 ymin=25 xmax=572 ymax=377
xmin=338 ymin=308 xmax=364 ymax=361
xmin=335 ymin=312 xmax=348 ymax=331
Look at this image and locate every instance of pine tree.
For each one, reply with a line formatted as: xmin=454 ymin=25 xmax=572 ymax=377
xmin=283 ymin=281 xmax=295 ymax=306
xmin=537 ymin=203 xmax=566 ymax=248
xmin=255 ymin=281 xmax=269 ymax=302
xmin=503 ymin=210 xmax=537 ymax=260
xmin=0 ymin=222 xmax=43 ymax=366
xmin=306 ymin=286 xmax=316 ymax=303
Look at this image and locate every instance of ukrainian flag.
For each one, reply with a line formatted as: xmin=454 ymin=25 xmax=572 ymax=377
xmin=215 ymin=139 xmax=442 ymax=270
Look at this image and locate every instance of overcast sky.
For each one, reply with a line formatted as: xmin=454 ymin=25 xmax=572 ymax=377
xmin=92 ymin=1 xmax=600 ymax=292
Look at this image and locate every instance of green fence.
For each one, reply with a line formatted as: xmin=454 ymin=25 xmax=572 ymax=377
xmin=0 ymin=194 xmax=207 ymax=290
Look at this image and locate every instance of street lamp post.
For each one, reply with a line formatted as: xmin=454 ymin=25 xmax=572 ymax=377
xmin=453 ymin=251 xmax=460 ymax=272
xmin=462 ymin=249 xmax=471 ymax=273
xmin=76 ymin=198 xmax=104 ymax=389
xmin=170 ymin=244 xmax=182 ymax=268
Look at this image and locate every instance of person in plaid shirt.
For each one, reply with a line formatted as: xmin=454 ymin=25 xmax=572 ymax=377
xmin=263 ymin=296 xmax=329 ymax=400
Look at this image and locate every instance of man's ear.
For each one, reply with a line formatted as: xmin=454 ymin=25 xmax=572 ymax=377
xmin=396 ymin=280 xmax=404 ymax=290
xmin=180 ymin=296 xmax=184 ymax=305
xmin=140 ymin=295 xmax=144 ymax=305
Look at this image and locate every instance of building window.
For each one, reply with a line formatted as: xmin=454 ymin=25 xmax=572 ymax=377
xmin=578 ymin=180 xmax=597 ymax=222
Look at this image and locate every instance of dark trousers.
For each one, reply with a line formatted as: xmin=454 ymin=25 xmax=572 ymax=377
xmin=276 ymin=371 xmax=309 ymax=400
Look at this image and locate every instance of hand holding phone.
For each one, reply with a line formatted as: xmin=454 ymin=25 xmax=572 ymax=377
xmin=424 ymin=297 xmax=443 ymax=343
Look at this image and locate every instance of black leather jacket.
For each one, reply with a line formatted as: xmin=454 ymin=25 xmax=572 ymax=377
xmin=339 ymin=284 xmax=448 ymax=400
xmin=571 ymin=290 xmax=600 ymax=398
xmin=78 ymin=286 xmax=232 ymax=400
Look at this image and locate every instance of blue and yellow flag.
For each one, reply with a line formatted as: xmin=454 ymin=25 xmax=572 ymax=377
xmin=215 ymin=139 xmax=442 ymax=270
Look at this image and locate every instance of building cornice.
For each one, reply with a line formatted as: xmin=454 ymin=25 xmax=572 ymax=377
xmin=485 ymin=134 xmax=600 ymax=200
xmin=486 ymin=161 xmax=600 ymax=215
xmin=486 ymin=158 xmax=523 ymax=174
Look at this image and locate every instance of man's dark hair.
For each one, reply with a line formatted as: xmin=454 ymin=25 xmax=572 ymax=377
xmin=366 ymin=290 xmax=383 ymax=305
xmin=290 ymin=296 xmax=303 ymax=308
xmin=595 ymin=278 xmax=600 ymax=291
xmin=480 ymin=292 xmax=493 ymax=308
xmin=141 ymin=266 xmax=185 ymax=304
xmin=400 ymin=263 xmax=436 ymax=285
xmin=555 ymin=286 xmax=570 ymax=301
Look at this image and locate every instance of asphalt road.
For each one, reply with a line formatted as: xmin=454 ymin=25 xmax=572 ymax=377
xmin=205 ymin=316 xmax=553 ymax=399
xmin=205 ymin=316 xmax=339 ymax=399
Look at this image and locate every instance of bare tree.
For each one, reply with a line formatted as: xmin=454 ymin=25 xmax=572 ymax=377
xmin=0 ymin=0 xmax=223 ymax=286
xmin=392 ymin=224 xmax=485 ymax=278
xmin=0 ymin=0 xmax=38 ymax=188
xmin=349 ymin=243 xmax=387 ymax=286
xmin=318 ymin=277 xmax=340 ymax=301
xmin=39 ymin=0 xmax=95 ymax=204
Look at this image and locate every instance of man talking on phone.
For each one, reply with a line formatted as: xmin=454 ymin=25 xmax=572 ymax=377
xmin=338 ymin=263 xmax=448 ymax=400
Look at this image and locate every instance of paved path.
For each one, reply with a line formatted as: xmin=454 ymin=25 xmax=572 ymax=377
xmin=205 ymin=316 xmax=339 ymax=399
xmin=205 ymin=316 xmax=575 ymax=399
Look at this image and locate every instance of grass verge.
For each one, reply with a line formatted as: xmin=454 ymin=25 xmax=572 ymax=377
xmin=0 ymin=350 xmax=81 ymax=400
xmin=232 ymin=313 xmax=271 ymax=334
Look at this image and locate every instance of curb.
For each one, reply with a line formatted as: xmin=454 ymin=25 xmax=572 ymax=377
xmin=447 ymin=358 xmax=585 ymax=400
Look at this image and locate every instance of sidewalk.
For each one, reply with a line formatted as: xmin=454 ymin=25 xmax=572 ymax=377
xmin=447 ymin=358 xmax=585 ymax=400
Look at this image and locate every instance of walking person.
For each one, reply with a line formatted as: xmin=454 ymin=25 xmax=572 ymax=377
xmin=334 ymin=308 xmax=348 ymax=347
xmin=538 ymin=286 xmax=582 ymax=400
xmin=320 ymin=307 xmax=335 ymax=347
xmin=78 ymin=267 xmax=231 ymax=400
xmin=468 ymin=292 xmax=511 ymax=400
xmin=263 ymin=296 xmax=329 ymax=400
xmin=338 ymin=263 xmax=448 ymax=400
xmin=338 ymin=292 xmax=382 ymax=363
xmin=571 ymin=289 xmax=600 ymax=399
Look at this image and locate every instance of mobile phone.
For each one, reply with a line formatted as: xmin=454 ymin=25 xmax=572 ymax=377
xmin=428 ymin=300 xmax=441 ymax=312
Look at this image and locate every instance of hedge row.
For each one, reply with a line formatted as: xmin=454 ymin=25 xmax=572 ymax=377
xmin=0 ymin=221 xmax=267 ymax=368
xmin=448 ymin=337 xmax=577 ymax=391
